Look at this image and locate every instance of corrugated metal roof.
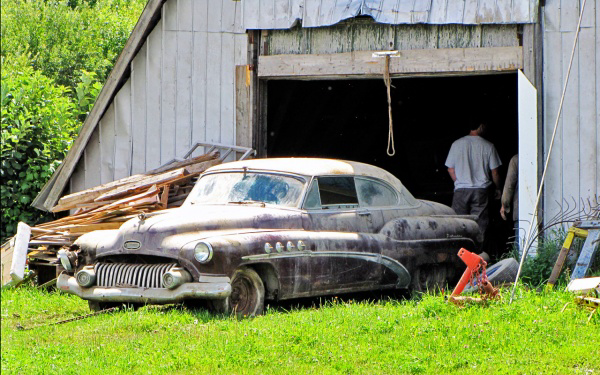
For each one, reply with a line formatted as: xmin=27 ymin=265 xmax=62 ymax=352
xmin=242 ymin=0 xmax=538 ymax=29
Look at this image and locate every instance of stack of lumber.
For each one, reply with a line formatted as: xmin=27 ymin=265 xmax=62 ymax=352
xmin=17 ymin=151 xmax=220 ymax=248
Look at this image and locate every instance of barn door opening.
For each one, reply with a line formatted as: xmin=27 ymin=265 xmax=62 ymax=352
xmin=264 ymin=73 xmax=519 ymax=258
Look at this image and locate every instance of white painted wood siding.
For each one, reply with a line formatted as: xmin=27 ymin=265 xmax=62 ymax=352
xmin=542 ymin=0 xmax=599 ymax=222
xmin=71 ymin=0 xmax=247 ymax=190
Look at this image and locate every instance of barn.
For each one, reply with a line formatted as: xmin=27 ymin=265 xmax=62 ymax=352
xmin=33 ymin=0 xmax=599 ymax=255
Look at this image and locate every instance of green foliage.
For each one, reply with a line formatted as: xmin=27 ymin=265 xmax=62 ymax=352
xmin=1 ymin=287 xmax=598 ymax=374
xmin=1 ymin=0 xmax=146 ymax=91
xmin=1 ymin=0 xmax=145 ymax=240
xmin=1 ymin=57 xmax=80 ymax=239
xmin=510 ymin=229 xmax=600 ymax=288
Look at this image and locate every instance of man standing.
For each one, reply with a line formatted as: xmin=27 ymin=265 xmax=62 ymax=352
xmin=445 ymin=122 xmax=502 ymax=242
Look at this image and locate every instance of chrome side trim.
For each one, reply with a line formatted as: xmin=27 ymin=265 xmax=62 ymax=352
xmin=242 ymin=251 xmax=411 ymax=288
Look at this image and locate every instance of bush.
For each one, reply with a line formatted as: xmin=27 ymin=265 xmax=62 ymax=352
xmin=0 ymin=57 xmax=81 ymax=240
xmin=1 ymin=0 xmax=146 ymax=91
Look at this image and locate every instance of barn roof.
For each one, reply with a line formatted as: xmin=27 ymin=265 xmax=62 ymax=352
xmin=34 ymin=0 xmax=539 ymax=211
xmin=242 ymin=0 xmax=539 ymax=29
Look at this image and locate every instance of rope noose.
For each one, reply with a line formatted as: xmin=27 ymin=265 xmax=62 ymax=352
xmin=384 ymin=55 xmax=395 ymax=156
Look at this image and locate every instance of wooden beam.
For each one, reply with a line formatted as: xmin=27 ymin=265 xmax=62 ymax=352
xmin=258 ymin=47 xmax=523 ymax=78
xmin=40 ymin=0 xmax=167 ymax=211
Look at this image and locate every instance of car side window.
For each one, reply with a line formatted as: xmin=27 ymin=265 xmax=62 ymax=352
xmin=304 ymin=179 xmax=322 ymax=209
xmin=355 ymin=178 xmax=398 ymax=207
xmin=304 ymin=176 xmax=358 ymax=209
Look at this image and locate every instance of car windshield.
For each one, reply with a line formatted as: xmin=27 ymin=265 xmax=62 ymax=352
xmin=186 ymin=172 xmax=306 ymax=207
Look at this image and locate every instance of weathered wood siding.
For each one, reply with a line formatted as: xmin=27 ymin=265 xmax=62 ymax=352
xmin=542 ymin=0 xmax=599 ymax=221
xmin=264 ymin=20 xmax=520 ymax=55
xmin=70 ymin=0 xmax=248 ymax=192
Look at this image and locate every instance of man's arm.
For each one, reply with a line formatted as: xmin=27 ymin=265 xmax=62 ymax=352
xmin=447 ymin=168 xmax=456 ymax=182
xmin=491 ymin=168 xmax=501 ymax=199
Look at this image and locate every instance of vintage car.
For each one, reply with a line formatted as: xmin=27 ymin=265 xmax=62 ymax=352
xmin=57 ymin=158 xmax=480 ymax=315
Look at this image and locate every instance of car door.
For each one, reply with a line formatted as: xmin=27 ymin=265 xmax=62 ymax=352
xmin=303 ymin=176 xmax=381 ymax=294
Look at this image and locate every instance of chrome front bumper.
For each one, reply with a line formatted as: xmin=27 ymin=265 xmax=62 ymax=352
xmin=57 ymin=273 xmax=231 ymax=304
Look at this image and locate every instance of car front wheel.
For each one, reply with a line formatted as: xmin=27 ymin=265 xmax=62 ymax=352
xmin=209 ymin=267 xmax=265 ymax=317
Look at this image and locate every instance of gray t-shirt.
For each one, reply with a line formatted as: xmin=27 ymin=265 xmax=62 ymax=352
xmin=445 ymin=135 xmax=502 ymax=190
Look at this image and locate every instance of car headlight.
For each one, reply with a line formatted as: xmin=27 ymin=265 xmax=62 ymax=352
xmin=194 ymin=242 xmax=213 ymax=263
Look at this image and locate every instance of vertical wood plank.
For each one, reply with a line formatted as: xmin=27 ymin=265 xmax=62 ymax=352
xmin=351 ymin=21 xmax=394 ymax=52
xmin=176 ymin=31 xmax=193 ymax=156
xmin=192 ymin=30 xmax=208 ymax=155
xmin=177 ymin=0 xmax=192 ymax=31
xmin=84 ymin=127 xmax=102 ymax=189
xmin=463 ymin=0 xmax=479 ymax=24
xmin=543 ymin=29 xmax=563 ymax=219
xmin=71 ymin=158 xmax=86 ymax=194
xmin=495 ymin=0 xmax=512 ymax=23
xmin=221 ymin=32 xmax=236 ymax=152
xmin=206 ymin=32 xmax=222 ymax=144
xmin=236 ymin=65 xmax=252 ymax=149
xmin=578 ymin=26 xmax=597 ymax=200
xmin=131 ymin=44 xmax=147 ymax=174
xmin=446 ymin=0 xmax=466 ymax=24
xmin=477 ymin=0 xmax=497 ymax=23
xmin=114 ymin=81 xmax=132 ymax=180
xmin=561 ymin=27 xmax=580 ymax=209
xmin=99 ymin=104 xmax=116 ymax=184
xmin=146 ymin=20 xmax=163 ymax=170
xmin=221 ymin=0 xmax=236 ymax=32
xmin=161 ymin=29 xmax=177 ymax=163
xmin=207 ymin=0 xmax=222 ymax=32
xmin=163 ymin=0 xmax=178 ymax=31
xmin=310 ymin=21 xmax=352 ymax=54
xmin=193 ymin=0 xmax=208 ymax=32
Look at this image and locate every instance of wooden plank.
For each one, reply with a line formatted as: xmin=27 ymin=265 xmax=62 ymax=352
xmin=84 ymin=127 xmax=102 ymax=189
xmin=114 ymin=81 xmax=133 ymax=179
xmin=163 ymin=0 xmax=177 ymax=31
xmin=41 ymin=0 xmax=167 ymax=211
xmin=207 ymin=0 xmax=222 ymax=33
xmin=543 ymin=30 xmax=563 ymax=220
xmin=206 ymin=32 xmax=222 ymax=143
xmin=184 ymin=158 xmax=221 ymax=175
xmin=1 ymin=238 xmax=15 ymax=286
xmin=177 ymin=0 xmax=193 ymax=31
xmin=146 ymin=19 xmax=163 ymax=171
xmin=191 ymin=30 xmax=208 ymax=156
xmin=192 ymin=0 xmax=208 ymax=32
xmin=221 ymin=32 xmax=236 ymax=155
xmin=99 ymin=104 xmax=116 ymax=184
xmin=89 ymin=185 xmax=159 ymax=213
xmin=131 ymin=43 xmax=147 ymax=175
xmin=161 ymin=29 xmax=177 ymax=165
xmin=236 ymin=65 xmax=252 ymax=149
xmin=94 ymin=168 xmax=187 ymax=202
xmin=258 ymin=47 xmax=523 ymax=78
xmin=176 ymin=31 xmax=193 ymax=157
xmin=429 ymin=0 xmax=448 ymax=24
xmin=561 ymin=30 xmax=580 ymax=210
xmin=578 ymin=27 xmax=597 ymax=200
xmin=71 ymin=156 xmax=86 ymax=196
xmin=146 ymin=151 xmax=219 ymax=174
xmin=54 ymin=222 xmax=124 ymax=234
xmin=221 ymin=0 xmax=236 ymax=32
xmin=351 ymin=21 xmax=394 ymax=53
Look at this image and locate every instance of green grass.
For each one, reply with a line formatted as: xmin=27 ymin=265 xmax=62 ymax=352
xmin=1 ymin=287 xmax=598 ymax=374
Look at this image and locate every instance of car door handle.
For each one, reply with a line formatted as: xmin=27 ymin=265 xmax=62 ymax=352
xmin=357 ymin=211 xmax=371 ymax=216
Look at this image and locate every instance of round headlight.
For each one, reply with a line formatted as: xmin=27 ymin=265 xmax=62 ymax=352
xmin=194 ymin=242 xmax=213 ymax=263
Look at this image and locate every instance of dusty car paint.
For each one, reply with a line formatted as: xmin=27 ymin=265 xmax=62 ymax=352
xmin=58 ymin=158 xmax=480 ymax=310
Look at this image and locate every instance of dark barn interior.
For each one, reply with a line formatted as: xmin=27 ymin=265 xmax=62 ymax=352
xmin=266 ymin=73 xmax=518 ymax=258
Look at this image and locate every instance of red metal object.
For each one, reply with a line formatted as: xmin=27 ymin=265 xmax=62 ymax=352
xmin=451 ymin=248 xmax=487 ymax=297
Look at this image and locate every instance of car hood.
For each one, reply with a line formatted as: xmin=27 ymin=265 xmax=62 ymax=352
xmin=78 ymin=205 xmax=304 ymax=255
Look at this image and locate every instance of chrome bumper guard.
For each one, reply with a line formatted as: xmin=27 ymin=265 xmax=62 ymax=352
xmin=57 ymin=273 xmax=231 ymax=304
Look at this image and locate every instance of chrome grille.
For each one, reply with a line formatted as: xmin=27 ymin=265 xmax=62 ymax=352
xmin=95 ymin=263 xmax=177 ymax=288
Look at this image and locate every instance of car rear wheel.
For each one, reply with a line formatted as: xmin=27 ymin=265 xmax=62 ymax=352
xmin=209 ymin=267 xmax=265 ymax=317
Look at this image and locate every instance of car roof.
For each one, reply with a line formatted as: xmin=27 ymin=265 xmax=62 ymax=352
xmin=206 ymin=158 xmax=409 ymax=193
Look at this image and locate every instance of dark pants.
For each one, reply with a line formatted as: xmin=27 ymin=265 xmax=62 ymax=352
xmin=451 ymin=188 xmax=490 ymax=243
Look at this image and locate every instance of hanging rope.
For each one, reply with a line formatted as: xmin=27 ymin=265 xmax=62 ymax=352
xmin=509 ymin=0 xmax=587 ymax=304
xmin=384 ymin=55 xmax=395 ymax=156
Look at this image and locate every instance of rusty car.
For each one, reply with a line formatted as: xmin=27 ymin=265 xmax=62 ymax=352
xmin=57 ymin=158 xmax=480 ymax=316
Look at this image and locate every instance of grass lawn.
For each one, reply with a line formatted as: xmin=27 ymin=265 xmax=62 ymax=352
xmin=1 ymin=286 xmax=598 ymax=374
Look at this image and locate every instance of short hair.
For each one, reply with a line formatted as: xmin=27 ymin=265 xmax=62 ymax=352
xmin=468 ymin=121 xmax=484 ymax=131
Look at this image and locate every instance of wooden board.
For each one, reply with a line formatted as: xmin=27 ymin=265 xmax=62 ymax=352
xmin=258 ymin=47 xmax=523 ymax=79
